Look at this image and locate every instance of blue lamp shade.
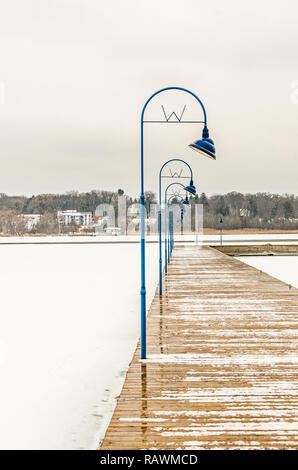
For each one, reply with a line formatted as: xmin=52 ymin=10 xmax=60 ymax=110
xmin=189 ymin=126 xmax=216 ymax=160
xmin=184 ymin=184 xmax=196 ymax=195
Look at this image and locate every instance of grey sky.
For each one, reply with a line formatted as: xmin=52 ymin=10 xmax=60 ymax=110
xmin=0 ymin=0 xmax=297 ymax=197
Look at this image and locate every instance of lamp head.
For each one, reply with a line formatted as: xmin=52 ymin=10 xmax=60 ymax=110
xmin=184 ymin=184 xmax=196 ymax=195
xmin=183 ymin=195 xmax=190 ymax=205
xmin=189 ymin=126 xmax=216 ymax=160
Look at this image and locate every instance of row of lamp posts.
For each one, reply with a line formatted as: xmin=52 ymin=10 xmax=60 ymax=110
xmin=167 ymin=189 xmax=189 ymax=265
xmin=140 ymin=87 xmax=216 ymax=359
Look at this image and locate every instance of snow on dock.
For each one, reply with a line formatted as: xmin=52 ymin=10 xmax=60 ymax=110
xmin=100 ymin=246 xmax=298 ymax=450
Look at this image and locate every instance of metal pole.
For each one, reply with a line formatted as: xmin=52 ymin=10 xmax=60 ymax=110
xmin=172 ymin=213 xmax=174 ymax=252
xmin=172 ymin=212 xmax=174 ymax=251
xmin=165 ymin=182 xmax=188 ymax=267
xmin=158 ymin=207 xmax=162 ymax=295
xmin=170 ymin=212 xmax=173 ymax=256
xmin=140 ymin=120 xmax=146 ymax=360
xmin=168 ymin=194 xmax=184 ymax=256
xmin=158 ymin=169 xmax=162 ymax=294
xmin=165 ymin=201 xmax=168 ymax=274
xmin=168 ymin=212 xmax=170 ymax=264
xmin=171 ymin=213 xmax=173 ymax=256
xmin=169 ymin=213 xmax=171 ymax=258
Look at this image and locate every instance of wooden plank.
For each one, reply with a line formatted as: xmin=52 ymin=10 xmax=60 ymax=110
xmin=100 ymin=246 xmax=298 ymax=450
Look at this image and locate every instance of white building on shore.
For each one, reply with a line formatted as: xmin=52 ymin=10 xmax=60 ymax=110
xmin=22 ymin=214 xmax=42 ymax=231
xmin=57 ymin=210 xmax=93 ymax=227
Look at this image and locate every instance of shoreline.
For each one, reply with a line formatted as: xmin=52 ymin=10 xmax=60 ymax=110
xmin=1 ymin=229 xmax=298 ymax=238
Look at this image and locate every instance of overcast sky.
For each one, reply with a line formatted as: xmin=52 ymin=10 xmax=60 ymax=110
xmin=0 ymin=0 xmax=297 ymax=197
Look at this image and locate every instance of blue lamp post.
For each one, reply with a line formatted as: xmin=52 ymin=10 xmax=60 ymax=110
xmin=169 ymin=211 xmax=173 ymax=258
xmin=167 ymin=194 xmax=185 ymax=257
xmin=164 ymin=182 xmax=195 ymax=274
xmin=158 ymin=158 xmax=195 ymax=296
xmin=219 ymin=215 xmax=223 ymax=246
xmin=140 ymin=87 xmax=216 ymax=359
xmin=168 ymin=189 xmax=192 ymax=264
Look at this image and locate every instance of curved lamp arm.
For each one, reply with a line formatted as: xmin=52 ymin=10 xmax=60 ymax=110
xmin=165 ymin=182 xmax=187 ymax=201
xmin=159 ymin=158 xmax=193 ymax=209
xmin=141 ymin=86 xmax=207 ymax=126
xmin=141 ymin=87 xmax=208 ymax=195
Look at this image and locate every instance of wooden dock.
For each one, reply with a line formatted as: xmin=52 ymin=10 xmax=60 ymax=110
xmin=100 ymin=246 xmax=298 ymax=450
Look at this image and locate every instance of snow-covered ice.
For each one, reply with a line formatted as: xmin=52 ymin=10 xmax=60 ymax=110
xmin=0 ymin=236 xmax=297 ymax=450
xmin=0 ymin=241 xmax=158 ymax=449
xmin=236 ymin=256 xmax=298 ymax=289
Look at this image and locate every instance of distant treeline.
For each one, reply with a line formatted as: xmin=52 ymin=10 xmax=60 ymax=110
xmin=0 ymin=189 xmax=132 ymax=214
xmin=193 ymin=192 xmax=298 ymax=230
xmin=0 ymin=190 xmax=297 ymax=233
xmin=0 ymin=189 xmax=156 ymax=215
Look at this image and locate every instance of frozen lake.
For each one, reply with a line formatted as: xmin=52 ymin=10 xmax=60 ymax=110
xmin=0 ymin=242 xmax=158 ymax=450
xmin=0 ymin=238 xmax=297 ymax=450
xmin=236 ymin=256 xmax=298 ymax=289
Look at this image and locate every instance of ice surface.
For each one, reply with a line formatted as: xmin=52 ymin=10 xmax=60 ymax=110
xmin=236 ymin=256 xmax=298 ymax=289
xmin=0 ymin=242 xmax=158 ymax=449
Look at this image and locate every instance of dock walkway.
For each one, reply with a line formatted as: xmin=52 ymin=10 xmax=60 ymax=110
xmin=101 ymin=246 xmax=298 ymax=450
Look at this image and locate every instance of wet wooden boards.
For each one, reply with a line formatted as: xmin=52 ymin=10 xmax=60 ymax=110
xmin=101 ymin=246 xmax=298 ymax=449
